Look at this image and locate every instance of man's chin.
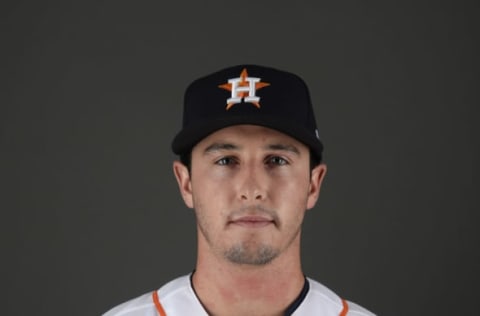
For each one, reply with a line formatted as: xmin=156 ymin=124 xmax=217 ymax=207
xmin=223 ymin=244 xmax=279 ymax=266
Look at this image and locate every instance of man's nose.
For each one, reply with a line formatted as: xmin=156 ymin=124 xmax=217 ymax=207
xmin=238 ymin=164 xmax=267 ymax=201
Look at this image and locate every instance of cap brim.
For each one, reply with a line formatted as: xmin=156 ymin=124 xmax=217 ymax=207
xmin=171 ymin=116 xmax=323 ymax=159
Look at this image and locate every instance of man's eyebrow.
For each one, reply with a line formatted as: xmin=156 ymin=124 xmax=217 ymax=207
xmin=265 ymin=144 xmax=301 ymax=155
xmin=204 ymin=143 xmax=240 ymax=154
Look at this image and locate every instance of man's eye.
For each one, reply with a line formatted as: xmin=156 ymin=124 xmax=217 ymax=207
xmin=216 ymin=157 xmax=236 ymax=165
xmin=266 ymin=156 xmax=288 ymax=166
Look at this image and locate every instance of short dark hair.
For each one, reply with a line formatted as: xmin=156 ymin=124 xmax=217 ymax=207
xmin=179 ymin=152 xmax=192 ymax=172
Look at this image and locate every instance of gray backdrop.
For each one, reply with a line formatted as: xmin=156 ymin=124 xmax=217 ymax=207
xmin=2 ymin=1 xmax=478 ymax=315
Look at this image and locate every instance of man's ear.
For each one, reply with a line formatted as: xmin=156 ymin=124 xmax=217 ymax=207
xmin=173 ymin=160 xmax=194 ymax=208
xmin=306 ymin=163 xmax=327 ymax=210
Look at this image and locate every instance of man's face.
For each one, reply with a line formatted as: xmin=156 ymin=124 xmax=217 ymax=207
xmin=174 ymin=125 xmax=326 ymax=266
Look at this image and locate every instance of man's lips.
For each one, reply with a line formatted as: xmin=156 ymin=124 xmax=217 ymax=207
xmin=228 ymin=215 xmax=275 ymax=228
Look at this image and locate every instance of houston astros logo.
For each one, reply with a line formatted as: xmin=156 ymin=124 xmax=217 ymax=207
xmin=218 ymin=68 xmax=270 ymax=110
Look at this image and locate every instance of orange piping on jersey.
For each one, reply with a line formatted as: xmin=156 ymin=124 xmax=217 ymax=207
xmin=339 ymin=299 xmax=349 ymax=316
xmin=152 ymin=291 xmax=167 ymax=316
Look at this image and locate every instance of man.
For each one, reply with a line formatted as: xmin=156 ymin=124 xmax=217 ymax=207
xmin=104 ymin=65 xmax=375 ymax=315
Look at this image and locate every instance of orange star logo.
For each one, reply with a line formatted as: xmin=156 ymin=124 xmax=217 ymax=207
xmin=218 ymin=68 xmax=270 ymax=110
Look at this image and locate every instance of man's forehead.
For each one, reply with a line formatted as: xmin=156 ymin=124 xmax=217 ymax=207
xmin=194 ymin=125 xmax=307 ymax=154
xmin=204 ymin=124 xmax=295 ymax=139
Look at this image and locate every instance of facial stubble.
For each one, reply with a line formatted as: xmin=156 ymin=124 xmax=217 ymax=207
xmin=196 ymin=204 xmax=302 ymax=266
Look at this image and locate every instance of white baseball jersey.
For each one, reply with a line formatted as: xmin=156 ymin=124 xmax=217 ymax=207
xmin=103 ymin=274 xmax=375 ymax=316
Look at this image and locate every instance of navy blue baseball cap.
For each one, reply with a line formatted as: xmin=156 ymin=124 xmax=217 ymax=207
xmin=171 ymin=64 xmax=324 ymax=161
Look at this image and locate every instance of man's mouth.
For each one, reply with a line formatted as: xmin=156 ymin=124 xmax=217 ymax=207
xmin=228 ymin=215 xmax=275 ymax=228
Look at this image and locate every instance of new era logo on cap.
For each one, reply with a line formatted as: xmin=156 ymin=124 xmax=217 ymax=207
xmin=172 ymin=64 xmax=324 ymax=162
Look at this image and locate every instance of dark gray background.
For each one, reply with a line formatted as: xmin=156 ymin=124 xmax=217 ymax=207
xmin=1 ymin=1 xmax=478 ymax=315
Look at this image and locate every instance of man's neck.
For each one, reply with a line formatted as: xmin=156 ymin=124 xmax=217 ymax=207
xmin=192 ymin=253 xmax=305 ymax=316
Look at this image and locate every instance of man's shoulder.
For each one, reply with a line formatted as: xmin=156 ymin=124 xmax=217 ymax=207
xmin=345 ymin=301 xmax=376 ymax=316
xmin=102 ymin=275 xmax=191 ymax=316
xmin=102 ymin=291 xmax=154 ymax=316
xmin=303 ymin=278 xmax=376 ymax=316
